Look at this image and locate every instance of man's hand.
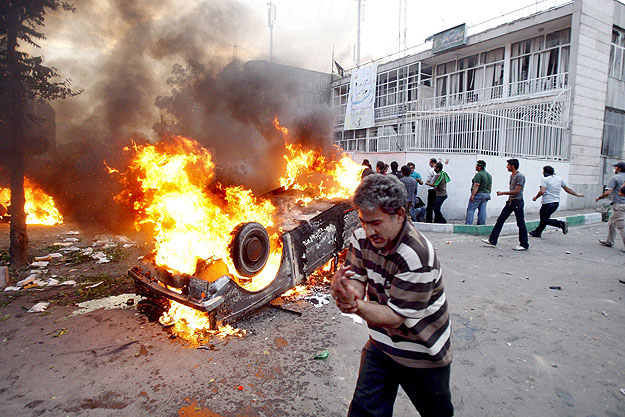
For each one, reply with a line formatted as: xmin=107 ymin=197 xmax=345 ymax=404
xmin=470 ymin=195 xmax=474 ymax=202
xmin=532 ymin=196 xmax=538 ymax=201
xmin=331 ymin=265 xmax=359 ymax=314
xmin=496 ymin=191 xmax=503 ymax=196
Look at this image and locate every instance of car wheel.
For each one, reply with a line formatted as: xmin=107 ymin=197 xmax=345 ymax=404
xmin=230 ymin=222 xmax=270 ymax=277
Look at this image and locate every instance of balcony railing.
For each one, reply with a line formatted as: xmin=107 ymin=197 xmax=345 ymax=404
xmin=420 ymin=73 xmax=568 ymax=111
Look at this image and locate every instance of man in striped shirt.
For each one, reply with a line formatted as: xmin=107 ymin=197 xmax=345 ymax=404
xmin=331 ymin=174 xmax=453 ymax=417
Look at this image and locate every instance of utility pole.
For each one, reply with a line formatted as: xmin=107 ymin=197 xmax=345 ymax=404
xmin=356 ymin=0 xmax=363 ymax=66
xmin=267 ymin=2 xmax=276 ymax=62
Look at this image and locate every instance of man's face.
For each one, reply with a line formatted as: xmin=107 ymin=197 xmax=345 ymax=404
xmin=430 ymin=161 xmax=436 ymax=167
xmin=506 ymin=163 xmax=513 ymax=172
xmin=409 ymin=165 xmax=415 ymax=173
xmin=358 ymin=206 xmax=404 ymax=250
xmin=616 ymin=166 xmax=621 ymax=174
xmin=475 ymin=164 xmax=480 ymax=172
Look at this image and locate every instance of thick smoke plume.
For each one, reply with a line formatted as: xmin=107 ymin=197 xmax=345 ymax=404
xmin=15 ymin=0 xmax=335 ymax=231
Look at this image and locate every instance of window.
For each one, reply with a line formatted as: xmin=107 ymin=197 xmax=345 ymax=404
xmin=434 ymin=48 xmax=504 ymax=104
xmin=602 ymin=109 xmax=625 ymax=158
xmin=509 ymin=28 xmax=570 ymax=95
xmin=609 ymin=27 xmax=625 ymax=80
xmin=332 ymin=84 xmax=349 ymax=126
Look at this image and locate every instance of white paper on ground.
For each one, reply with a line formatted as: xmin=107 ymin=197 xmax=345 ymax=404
xmin=28 ymin=302 xmax=50 ymax=313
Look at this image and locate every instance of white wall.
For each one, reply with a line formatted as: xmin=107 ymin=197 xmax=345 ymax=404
xmin=346 ymin=152 xmax=572 ymax=221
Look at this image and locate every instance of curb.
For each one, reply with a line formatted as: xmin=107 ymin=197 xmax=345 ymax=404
xmin=414 ymin=212 xmax=603 ymax=236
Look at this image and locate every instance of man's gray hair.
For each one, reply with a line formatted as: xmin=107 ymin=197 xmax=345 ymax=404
xmin=353 ymin=174 xmax=407 ymax=214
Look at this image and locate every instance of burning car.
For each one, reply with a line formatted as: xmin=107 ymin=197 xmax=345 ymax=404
xmin=113 ymin=130 xmax=364 ymax=333
xmin=131 ymin=188 xmax=358 ymax=328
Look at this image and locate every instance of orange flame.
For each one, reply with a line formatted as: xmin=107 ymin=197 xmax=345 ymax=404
xmin=0 ymin=179 xmax=63 ymax=225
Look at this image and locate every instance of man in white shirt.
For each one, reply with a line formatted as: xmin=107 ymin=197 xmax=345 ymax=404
xmin=425 ymin=158 xmax=438 ymax=223
xmin=529 ymin=165 xmax=584 ymax=238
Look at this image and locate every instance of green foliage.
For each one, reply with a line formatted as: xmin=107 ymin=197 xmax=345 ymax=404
xmin=0 ymin=250 xmax=9 ymax=265
xmin=64 ymin=250 xmax=91 ymax=265
xmin=102 ymin=246 xmax=127 ymax=262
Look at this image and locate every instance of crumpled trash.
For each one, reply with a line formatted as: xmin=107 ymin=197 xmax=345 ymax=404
xmin=313 ymin=350 xmax=329 ymax=360
xmin=47 ymin=278 xmax=59 ymax=286
xmin=341 ymin=313 xmax=363 ymax=324
xmin=66 ymin=231 xmax=81 ymax=235
xmin=85 ymin=281 xmax=103 ymax=288
xmin=3 ymin=286 xmax=20 ymax=292
xmin=305 ymin=294 xmax=331 ymax=308
xmin=64 ymin=237 xmax=79 ymax=242
xmin=28 ymin=302 xmax=50 ymax=313
xmin=549 ymin=286 xmax=562 ymax=290
xmin=30 ymin=261 xmax=49 ymax=268
xmin=16 ymin=274 xmax=38 ymax=287
xmin=62 ymin=280 xmax=76 ymax=286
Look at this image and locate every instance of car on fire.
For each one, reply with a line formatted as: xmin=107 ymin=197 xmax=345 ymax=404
xmin=130 ymin=187 xmax=359 ymax=327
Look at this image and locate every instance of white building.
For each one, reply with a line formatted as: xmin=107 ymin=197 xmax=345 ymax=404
xmin=331 ymin=0 xmax=625 ymax=220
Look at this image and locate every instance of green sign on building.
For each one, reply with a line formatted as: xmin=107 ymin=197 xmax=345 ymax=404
xmin=432 ymin=24 xmax=467 ymax=54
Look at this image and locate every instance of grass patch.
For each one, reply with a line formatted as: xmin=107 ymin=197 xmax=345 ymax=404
xmin=0 ymin=250 xmax=9 ymax=265
xmin=102 ymin=246 xmax=128 ymax=262
xmin=50 ymin=273 xmax=134 ymax=305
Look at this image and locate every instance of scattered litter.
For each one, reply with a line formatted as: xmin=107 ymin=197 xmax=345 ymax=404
xmin=103 ymin=243 xmax=117 ymax=250
xmin=341 ymin=313 xmax=363 ymax=324
xmin=49 ymin=253 xmax=63 ymax=259
xmin=137 ymin=256 xmax=144 ymax=260
xmin=81 ymin=247 xmax=93 ymax=255
xmin=506 ymin=342 xmax=512 ymax=346
xmin=73 ymin=294 xmax=141 ymax=315
xmin=552 ymin=364 xmax=558 ymax=368
xmin=33 ymin=279 xmax=48 ymax=286
xmin=64 ymin=238 xmax=79 ymax=242
xmin=446 ymin=241 xmax=452 ymax=244
xmin=313 ymin=350 xmax=329 ymax=360
xmin=85 ymin=281 xmax=103 ymax=289
xmin=62 ymin=280 xmax=76 ymax=286
xmin=28 ymin=302 xmax=50 ymax=313
xmin=208 ymin=378 xmax=215 ymax=384
xmin=52 ymin=328 xmax=68 ymax=337
xmin=237 ymin=385 xmax=244 ymax=391
xmin=3 ymin=286 xmax=20 ymax=292
xmin=47 ymin=278 xmax=59 ymax=286
xmin=549 ymin=286 xmax=562 ymax=290
xmin=34 ymin=255 xmax=52 ymax=262
xmin=123 ymin=243 xmax=136 ymax=248
xmin=620 ymin=388 xmax=625 ymax=396
xmin=23 ymin=283 xmax=38 ymax=289
xmin=59 ymin=246 xmax=80 ymax=252
xmin=52 ymin=242 xmax=74 ymax=247
xmin=66 ymin=231 xmax=81 ymax=235
xmin=305 ymin=294 xmax=331 ymax=308
xmin=564 ymin=251 xmax=571 ymax=255
xmin=91 ymin=252 xmax=110 ymax=264
xmin=30 ymin=261 xmax=49 ymax=268
xmin=16 ymin=274 xmax=38 ymax=287
xmin=601 ymin=311 xmax=608 ymax=317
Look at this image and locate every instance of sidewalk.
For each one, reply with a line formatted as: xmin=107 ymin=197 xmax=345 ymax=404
xmin=414 ymin=207 xmax=605 ymax=236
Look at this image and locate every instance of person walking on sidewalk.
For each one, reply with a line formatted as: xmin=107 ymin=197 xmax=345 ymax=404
xmin=425 ymin=158 xmax=438 ymax=223
xmin=596 ymin=161 xmax=625 ymax=249
xmin=529 ymin=165 xmax=584 ymax=238
xmin=426 ymin=162 xmax=450 ymax=223
xmin=482 ymin=159 xmax=529 ymax=251
xmin=465 ymin=160 xmax=492 ymax=225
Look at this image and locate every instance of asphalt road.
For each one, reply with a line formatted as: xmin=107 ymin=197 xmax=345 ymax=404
xmin=0 ymin=221 xmax=623 ymax=417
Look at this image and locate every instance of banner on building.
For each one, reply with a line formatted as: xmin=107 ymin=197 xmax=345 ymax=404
xmin=344 ymin=63 xmax=378 ymax=130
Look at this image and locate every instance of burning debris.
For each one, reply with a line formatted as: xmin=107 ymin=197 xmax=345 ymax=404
xmin=0 ymin=178 xmax=63 ymax=225
xmin=113 ymin=121 xmax=363 ymax=343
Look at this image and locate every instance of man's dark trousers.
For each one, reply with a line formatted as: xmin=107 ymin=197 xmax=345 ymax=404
xmin=348 ymin=340 xmax=453 ymax=417
xmin=426 ymin=188 xmax=436 ymax=223
xmin=487 ymin=199 xmax=529 ymax=248
xmin=533 ymin=202 xmax=563 ymax=236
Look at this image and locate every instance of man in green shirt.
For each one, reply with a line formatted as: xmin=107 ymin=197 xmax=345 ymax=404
xmin=465 ymin=160 xmax=492 ymax=225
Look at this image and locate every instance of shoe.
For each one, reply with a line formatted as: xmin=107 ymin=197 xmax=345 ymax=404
xmin=481 ymin=238 xmax=495 ymax=246
xmin=620 ymin=279 xmax=625 ymax=284
xmin=562 ymin=222 xmax=568 ymax=235
xmin=528 ymin=231 xmax=540 ymax=238
xmin=599 ymin=240 xmax=613 ymax=247
xmin=513 ymin=246 xmax=529 ymax=251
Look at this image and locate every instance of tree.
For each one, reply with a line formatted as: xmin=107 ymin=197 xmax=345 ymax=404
xmin=0 ymin=1 xmax=79 ymax=266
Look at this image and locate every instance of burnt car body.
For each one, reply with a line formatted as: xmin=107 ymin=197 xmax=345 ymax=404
xmin=130 ymin=188 xmax=359 ymax=326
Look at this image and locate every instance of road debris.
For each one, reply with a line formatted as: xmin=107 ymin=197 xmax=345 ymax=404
xmin=73 ymin=294 xmax=141 ymax=316
xmin=52 ymin=328 xmax=68 ymax=337
xmin=28 ymin=302 xmax=50 ymax=313
xmin=549 ymin=286 xmax=562 ymax=290
xmin=341 ymin=313 xmax=363 ymax=324
xmin=313 ymin=350 xmax=329 ymax=360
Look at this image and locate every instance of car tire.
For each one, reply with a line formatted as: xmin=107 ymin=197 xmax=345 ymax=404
xmin=230 ymin=222 xmax=270 ymax=277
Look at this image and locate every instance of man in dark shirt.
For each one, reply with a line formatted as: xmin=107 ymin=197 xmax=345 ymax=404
xmin=331 ymin=174 xmax=453 ymax=417
xmin=482 ymin=158 xmax=529 ymax=251
xmin=465 ymin=160 xmax=492 ymax=225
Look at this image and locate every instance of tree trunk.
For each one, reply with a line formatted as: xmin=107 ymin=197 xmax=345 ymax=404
xmin=6 ymin=10 xmax=29 ymax=266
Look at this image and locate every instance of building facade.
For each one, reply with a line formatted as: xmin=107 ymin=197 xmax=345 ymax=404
xmin=331 ymin=0 xmax=625 ymax=220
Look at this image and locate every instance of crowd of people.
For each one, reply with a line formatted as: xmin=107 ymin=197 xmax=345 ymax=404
xmin=360 ymin=157 xmax=596 ymax=251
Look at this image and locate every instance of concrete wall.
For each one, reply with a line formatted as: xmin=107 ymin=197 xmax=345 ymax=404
xmin=343 ymin=152 xmax=575 ymax=221
xmin=566 ymin=0 xmax=614 ymax=200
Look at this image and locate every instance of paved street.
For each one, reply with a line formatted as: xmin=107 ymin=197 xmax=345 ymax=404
xmin=0 ymin=220 xmax=623 ymax=416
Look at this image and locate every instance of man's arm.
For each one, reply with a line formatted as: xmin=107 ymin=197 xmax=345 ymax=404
xmin=470 ymin=182 xmax=480 ymax=201
xmin=596 ymin=189 xmax=613 ymax=202
xmin=533 ymin=186 xmax=546 ymax=201
xmin=331 ymin=265 xmax=365 ymax=313
xmin=497 ymin=185 xmax=522 ymax=197
xmin=562 ymin=185 xmax=584 ymax=198
xmin=354 ymin=299 xmax=405 ymax=328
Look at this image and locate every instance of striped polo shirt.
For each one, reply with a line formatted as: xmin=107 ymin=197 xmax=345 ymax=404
xmin=345 ymin=218 xmax=452 ymax=368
